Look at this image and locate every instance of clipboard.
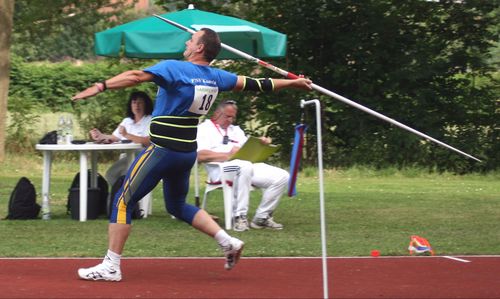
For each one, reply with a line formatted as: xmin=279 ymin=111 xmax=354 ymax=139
xmin=229 ymin=136 xmax=281 ymax=163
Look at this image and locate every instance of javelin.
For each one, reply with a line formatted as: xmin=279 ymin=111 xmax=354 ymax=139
xmin=153 ymin=14 xmax=481 ymax=162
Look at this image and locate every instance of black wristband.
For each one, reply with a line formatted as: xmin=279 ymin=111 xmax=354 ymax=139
xmin=101 ymin=80 xmax=107 ymax=91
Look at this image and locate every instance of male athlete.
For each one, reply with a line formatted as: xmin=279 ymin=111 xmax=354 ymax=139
xmin=72 ymin=28 xmax=312 ymax=281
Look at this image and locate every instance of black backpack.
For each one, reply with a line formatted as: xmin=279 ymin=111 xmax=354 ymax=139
xmin=5 ymin=177 xmax=41 ymax=220
xmin=39 ymin=130 xmax=57 ymax=144
xmin=108 ymin=175 xmax=143 ymax=220
xmin=67 ymin=171 xmax=109 ymax=219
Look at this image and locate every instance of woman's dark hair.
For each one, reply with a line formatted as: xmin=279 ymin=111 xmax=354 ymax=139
xmin=127 ymin=91 xmax=153 ymax=120
xmin=200 ymin=28 xmax=221 ymax=62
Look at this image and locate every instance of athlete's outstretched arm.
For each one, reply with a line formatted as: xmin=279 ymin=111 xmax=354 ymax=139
xmin=72 ymin=70 xmax=154 ymax=101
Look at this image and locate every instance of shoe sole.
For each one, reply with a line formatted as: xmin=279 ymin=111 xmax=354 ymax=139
xmin=77 ymin=269 xmax=122 ymax=282
xmin=225 ymin=243 xmax=244 ymax=271
xmin=250 ymin=224 xmax=283 ymax=230
xmin=78 ymin=275 xmax=122 ymax=282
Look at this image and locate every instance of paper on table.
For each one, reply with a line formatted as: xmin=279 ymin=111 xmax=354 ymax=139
xmin=229 ymin=136 xmax=281 ymax=163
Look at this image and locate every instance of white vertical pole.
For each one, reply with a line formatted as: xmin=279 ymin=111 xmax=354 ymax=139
xmin=301 ymin=99 xmax=328 ymax=299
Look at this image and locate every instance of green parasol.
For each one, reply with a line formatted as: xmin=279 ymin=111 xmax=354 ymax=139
xmin=94 ymin=6 xmax=286 ymax=59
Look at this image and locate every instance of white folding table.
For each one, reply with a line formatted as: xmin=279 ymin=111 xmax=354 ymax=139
xmin=35 ymin=142 xmax=143 ymax=221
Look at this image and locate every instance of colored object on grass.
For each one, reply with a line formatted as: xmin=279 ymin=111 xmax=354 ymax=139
xmin=288 ymin=124 xmax=307 ymax=197
xmin=408 ymin=235 xmax=434 ymax=256
xmin=371 ymin=250 xmax=381 ymax=257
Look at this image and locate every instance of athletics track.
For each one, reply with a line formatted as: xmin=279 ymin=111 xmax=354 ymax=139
xmin=0 ymin=256 xmax=499 ymax=298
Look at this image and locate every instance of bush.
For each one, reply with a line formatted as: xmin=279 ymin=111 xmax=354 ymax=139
xmin=6 ymin=89 xmax=41 ymax=153
xmin=8 ymin=56 xmax=158 ymax=153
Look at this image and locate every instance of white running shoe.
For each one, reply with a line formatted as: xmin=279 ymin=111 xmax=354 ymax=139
xmin=77 ymin=263 xmax=122 ymax=281
xmin=233 ymin=215 xmax=249 ymax=232
xmin=250 ymin=217 xmax=284 ymax=230
xmin=220 ymin=237 xmax=244 ymax=270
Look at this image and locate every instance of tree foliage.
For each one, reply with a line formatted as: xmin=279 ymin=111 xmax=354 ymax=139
xmin=0 ymin=0 xmax=15 ymax=161
xmin=9 ymin=0 xmax=499 ymax=172
xmin=11 ymin=0 xmax=133 ymax=61
xmin=160 ymin=0 xmax=498 ymax=172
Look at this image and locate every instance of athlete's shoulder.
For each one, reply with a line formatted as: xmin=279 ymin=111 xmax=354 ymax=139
xmin=212 ymin=67 xmax=238 ymax=90
xmin=210 ymin=65 xmax=234 ymax=75
xmin=163 ymin=59 xmax=186 ymax=66
xmin=145 ymin=59 xmax=184 ymax=71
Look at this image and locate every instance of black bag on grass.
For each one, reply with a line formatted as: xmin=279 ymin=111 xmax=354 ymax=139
xmin=108 ymin=175 xmax=143 ymax=220
xmin=67 ymin=171 xmax=109 ymax=220
xmin=5 ymin=177 xmax=41 ymax=220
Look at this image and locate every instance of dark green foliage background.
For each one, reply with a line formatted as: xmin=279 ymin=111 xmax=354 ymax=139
xmin=163 ymin=0 xmax=498 ymax=172
xmin=8 ymin=0 xmax=498 ymax=172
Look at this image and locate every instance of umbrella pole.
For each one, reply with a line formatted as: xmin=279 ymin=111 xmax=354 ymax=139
xmin=153 ymin=15 xmax=481 ymax=163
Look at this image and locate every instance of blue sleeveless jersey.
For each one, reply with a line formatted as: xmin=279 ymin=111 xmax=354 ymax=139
xmin=144 ymin=60 xmax=238 ymax=117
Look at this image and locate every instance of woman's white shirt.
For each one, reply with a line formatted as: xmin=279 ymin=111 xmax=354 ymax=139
xmin=112 ymin=115 xmax=152 ymax=140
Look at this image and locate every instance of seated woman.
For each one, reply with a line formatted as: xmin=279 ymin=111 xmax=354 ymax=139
xmin=90 ymin=91 xmax=153 ymax=146
xmin=89 ymin=91 xmax=153 ymax=187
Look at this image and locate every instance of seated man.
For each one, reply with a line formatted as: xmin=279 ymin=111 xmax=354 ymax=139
xmin=196 ymin=100 xmax=289 ymax=231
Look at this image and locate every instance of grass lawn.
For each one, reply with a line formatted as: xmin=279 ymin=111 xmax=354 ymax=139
xmin=0 ymin=153 xmax=498 ymax=258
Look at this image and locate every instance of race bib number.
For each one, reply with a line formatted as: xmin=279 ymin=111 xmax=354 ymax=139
xmin=188 ymin=85 xmax=219 ymax=115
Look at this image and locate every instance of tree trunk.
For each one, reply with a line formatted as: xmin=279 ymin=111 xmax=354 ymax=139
xmin=0 ymin=0 xmax=14 ymax=162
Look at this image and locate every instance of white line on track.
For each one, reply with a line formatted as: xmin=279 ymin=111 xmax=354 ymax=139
xmin=442 ymin=256 xmax=471 ymax=263
xmin=0 ymin=255 xmax=497 ymax=260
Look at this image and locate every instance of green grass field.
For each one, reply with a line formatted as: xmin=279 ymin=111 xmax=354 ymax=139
xmin=0 ymin=153 xmax=498 ymax=258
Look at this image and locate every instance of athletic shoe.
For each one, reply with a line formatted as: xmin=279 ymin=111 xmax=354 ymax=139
xmin=220 ymin=237 xmax=244 ymax=270
xmin=233 ymin=215 xmax=249 ymax=232
xmin=250 ymin=217 xmax=284 ymax=230
xmin=77 ymin=263 xmax=122 ymax=282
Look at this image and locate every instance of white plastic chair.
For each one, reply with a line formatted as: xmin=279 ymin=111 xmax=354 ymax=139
xmin=199 ymin=162 xmax=238 ymax=230
xmin=138 ymin=191 xmax=153 ymax=218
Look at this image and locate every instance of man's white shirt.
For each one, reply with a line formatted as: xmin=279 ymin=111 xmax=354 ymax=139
xmin=197 ymin=119 xmax=248 ymax=153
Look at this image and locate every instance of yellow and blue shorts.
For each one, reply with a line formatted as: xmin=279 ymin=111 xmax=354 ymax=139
xmin=109 ymin=144 xmax=199 ymax=225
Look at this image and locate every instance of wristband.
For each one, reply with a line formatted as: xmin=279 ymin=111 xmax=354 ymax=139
xmin=101 ymin=80 xmax=108 ymax=91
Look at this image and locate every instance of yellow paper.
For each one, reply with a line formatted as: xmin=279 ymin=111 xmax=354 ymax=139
xmin=229 ymin=136 xmax=281 ymax=163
